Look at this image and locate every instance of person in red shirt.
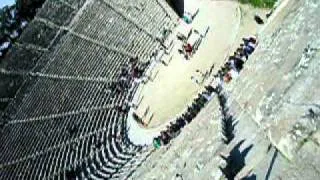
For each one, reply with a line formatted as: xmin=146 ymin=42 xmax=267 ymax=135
xmin=184 ymin=43 xmax=193 ymax=57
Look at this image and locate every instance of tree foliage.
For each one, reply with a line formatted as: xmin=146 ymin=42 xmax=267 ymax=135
xmin=239 ymin=0 xmax=278 ymax=8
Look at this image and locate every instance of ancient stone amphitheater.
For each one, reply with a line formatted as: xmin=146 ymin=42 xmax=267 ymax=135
xmin=1 ymin=0 xmax=320 ymax=179
xmin=0 ymin=0 xmax=178 ymax=178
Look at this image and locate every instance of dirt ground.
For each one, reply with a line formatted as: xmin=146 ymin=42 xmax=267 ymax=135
xmin=134 ymin=0 xmax=270 ymax=128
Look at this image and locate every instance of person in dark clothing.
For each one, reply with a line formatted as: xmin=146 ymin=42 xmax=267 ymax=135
xmin=120 ymin=66 xmax=129 ymax=77
xmin=184 ymin=43 xmax=193 ymax=57
xmin=243 ymin=45 xmax=255 ymax=56
xmin=242 ymin=36 xmax=257 ymax=45
xmin=254 ymin=15 xmax=264 ymax=24
xmin=129 ymin=56 xmax=138 ymax=65
xmin=234 ymin=58 xmax=244 ymax=71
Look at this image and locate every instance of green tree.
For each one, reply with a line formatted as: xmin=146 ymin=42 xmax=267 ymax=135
xmin=239 ymin=0 xmax=278 ymax=8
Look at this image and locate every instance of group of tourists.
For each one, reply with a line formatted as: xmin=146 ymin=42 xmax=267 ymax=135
xmin=113 ymin=57 xmax=153 ymax=118
xmin=0 ymin=5 xmax=29 ymax=58
xmin=153 ymin=35 xmax=258 ymax=148
xmin=111 ymin=57 xmax=149 ymax=94
xmin=217 ymin=36 xmax=258 ymax=82
xmin=153 ymin=85 xmax=215 ymax=148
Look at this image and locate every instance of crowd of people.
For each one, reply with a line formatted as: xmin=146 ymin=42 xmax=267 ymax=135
xmin=153 ymin=85 xmax=215 ymax=148
xmin=0 ymin=5 xmax=29 ymax=58
xmin=110 ymin=57 xmax=150 ymax=95
xmin=153 ymin=35 xmax=258 ymax=148
xmin=217 ymin=36 xmax=258 ymax=83
xmin=110 ymin=56 xmax=153 ymax=119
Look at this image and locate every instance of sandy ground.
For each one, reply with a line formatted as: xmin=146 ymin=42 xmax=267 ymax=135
xmin=133 ymin=0 xmax=269 ymax=128
xmin=232 ymin=4 xmax=270 ymax=48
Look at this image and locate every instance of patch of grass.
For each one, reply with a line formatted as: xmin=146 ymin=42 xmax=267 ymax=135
xmin=239 ymin=0 xmax=278 ymax=8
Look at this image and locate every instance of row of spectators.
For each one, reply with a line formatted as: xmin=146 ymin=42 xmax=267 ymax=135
xmin=153 ymin=85 xmax=215 ymax=148
xmin=153 ymin=35 xmax=258 ymax=148
xmin=111 ymin=57 xmax=150 ymax=95
xmin=218 ymin=36 xmax=258 ymax=82
xmin=112 ymin=57 xmax=152 ymax=117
